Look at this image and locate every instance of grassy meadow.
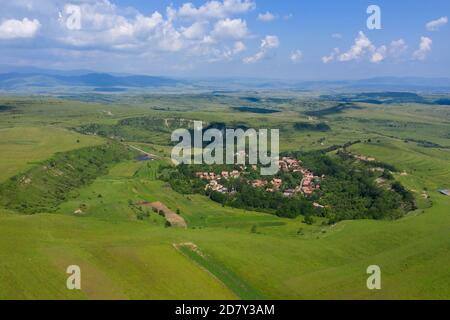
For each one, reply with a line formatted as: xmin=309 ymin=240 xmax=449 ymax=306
xmin=0 ymin=94 xmax=449 ymax=299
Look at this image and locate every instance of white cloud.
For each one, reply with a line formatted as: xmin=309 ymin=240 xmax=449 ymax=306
xmin=413 ymin=36 xmax=432 ymax=60
xmin=322 ymin=48 xmax=339 ymax=63
xmin=389 ymin=39 xmax=408 ymax=58
xmin=212 ymin=18 xmax=248 ymax=39
xmin=232 ymin=41 xmax=246 ymax=53
xmin=221 ymin=41 xmax=246 ymax=59
xmin=178 ymin=0 xmax=256 ymax=20
xmin=56 ymin=1 xmax=253 ymax=58
xmin=426 ymin=16 xmax=448 ymax=31
xmin=258 ymin=12 xmax=275 ymax=22
xmin=196 ymin=39 xmax=246 ymax=62
xmin=181 ymin=21 xmax=208 ymax=40
xmin=156 ymin=22 xmax=184 ymax=52
xmin=324 ymin=37 xmax=411 ymax=64
xmin=0 ymin=0 xmax=270 ymax=70
xmin=261 ymin=35 xmax=280 ymax=50
xmin=243 ymin=35 xmax=279 ymax=63
xmin=290 ymin=49 xmax=303 ymax=63
xmin=338 ymin=31 xmax=374 ymax=62
xmin=58 ymin=2 xmax=169 ymax=48
xmin=331 ymin=33 xmax=342 ymax=39
xmin=243 ymin=51 xmax=264 ymax=64
xmin=0 ymin=18 xmax=41 ymax=39
xmin=371 ymin=45 xmax=387 ymax=63
xmin=323 ymin=31 xmax=390 ymax=64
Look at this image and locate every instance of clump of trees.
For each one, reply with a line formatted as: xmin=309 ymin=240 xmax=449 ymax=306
xmin=161 ymin=149 xmax=415 ymax=224
xmin=0 ymin=142 xmax=138 ymax=214
xmin=294 ymin=122 xmax=331 ymax=132
xmin=295 ymin=151 xmax=416 ymax=223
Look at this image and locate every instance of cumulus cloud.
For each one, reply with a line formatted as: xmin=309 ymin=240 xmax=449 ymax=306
xmin=54 ymin=0 xmax=255 ymax=60
xmin=322 ymin=48 xmax=339 ymax=63
xmin=212 ymin=18 xmax=248 ymax=39
xmin=261 ymin=35 xmax=280 ymax=50
xmin=389 ymin=39 xmax=408 ymax=58
xmin=323 ymin=31 xmax=389 ymax=64
xmin=290 ymin=49 xmax=303 ymax=63
xmin=243 ymin=35 xmax=279 ymax=63
xmin=413 ymin=36 xmax=432 ymax=60
xmin=338 ymin=31 xmax=374 ymax=62
xmin=0 ymin=0 xmax=278 ymax=71
xmin=371 ymin=45 xmax=387 ymax=63
xmin=426 ymin=16 xmax=448 ymax=31
xmin=216 ymin=41 xmax=246 ymax=60
xmin=57 ymin=2 xmax=172 ymax=49
xmin=0 ymin=18 xmax=41 ymax=39
xmin=231 ymin=41 xmax=246 ymax=54
xmin=258 ymin=12 xmax=275 ymax=22
xmin=181 ymin=21 xmax=208 ymax=40
xmin=177 ymin=0 xmax=256 ymax=20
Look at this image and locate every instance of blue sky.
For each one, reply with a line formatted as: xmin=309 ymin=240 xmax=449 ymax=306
xmin=0 ymin=0 xmax=449 ymax=79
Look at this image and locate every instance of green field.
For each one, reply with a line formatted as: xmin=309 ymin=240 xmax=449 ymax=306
xmin=0 ymin=94 xmax=449 ymax=300
xmin=0 ymin=127 xmax=103 ymax=182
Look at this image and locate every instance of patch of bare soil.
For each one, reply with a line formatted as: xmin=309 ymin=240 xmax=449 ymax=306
xmin=139 ymin=201 xmax=187 ymax=228
xmin=173 ymin=242 xmax=206 ymax=258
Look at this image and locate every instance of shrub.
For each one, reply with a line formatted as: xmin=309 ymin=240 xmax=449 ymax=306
xmin=304 ymin=215 xmax=315 ymax=225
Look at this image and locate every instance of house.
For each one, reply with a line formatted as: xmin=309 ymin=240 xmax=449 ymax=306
xmin=205 ymin=180 xmax=224 ymax=192
xmin=272 ymin=178 xmax=283 ymax=189
xmin=210 ymin=180 xmax=218 ymax=187
xmin=231 ymin=170 xmax=240 ymax=178
xmin=252 ymin=180 xmax=268 ymax=188
xmin=302 ymin=187 xmax=313 ymax=195
xmin=218 ymin=187 xmax=228 ymax=193
xmin=283 ymin=189 xmax=296 ymax=197
xmin=285 ymin=158 xmax=299 ymax=168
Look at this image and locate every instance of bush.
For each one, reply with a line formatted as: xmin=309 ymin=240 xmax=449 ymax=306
xmin=304 ymin=215 xmax=315 ymax=225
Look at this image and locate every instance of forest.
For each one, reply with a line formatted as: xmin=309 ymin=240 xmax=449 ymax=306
xmin=160 ymin=150 xmax=416 ymax=224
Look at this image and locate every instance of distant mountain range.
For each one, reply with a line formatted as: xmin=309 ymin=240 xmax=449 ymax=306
xmin=0 ymin=67 xmax=450 ymax=93
xmin=0 ymin=71 xmax=183 ymax=91
xmin=295 ymin=77 xmax=450 ymax=92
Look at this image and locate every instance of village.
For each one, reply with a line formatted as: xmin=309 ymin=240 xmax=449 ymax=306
xmin=195 ymin=157 xmax=322 ymax=198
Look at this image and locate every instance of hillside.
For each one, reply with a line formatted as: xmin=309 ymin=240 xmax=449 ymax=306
xmin=0 ymin=94 xmax=449 ymax=299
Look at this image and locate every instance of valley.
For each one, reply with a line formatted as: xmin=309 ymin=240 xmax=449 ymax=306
xmin=0 ymin=93 xmax=449 ymax=299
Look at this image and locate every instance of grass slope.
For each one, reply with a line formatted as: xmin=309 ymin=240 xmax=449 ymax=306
xmin=0 ymin=142 xmax=137 ymax=214
xmin=0 ymin=96 xmax=449 ymax=299
xmin=0 ymin=126 xmax=103 ymax=182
